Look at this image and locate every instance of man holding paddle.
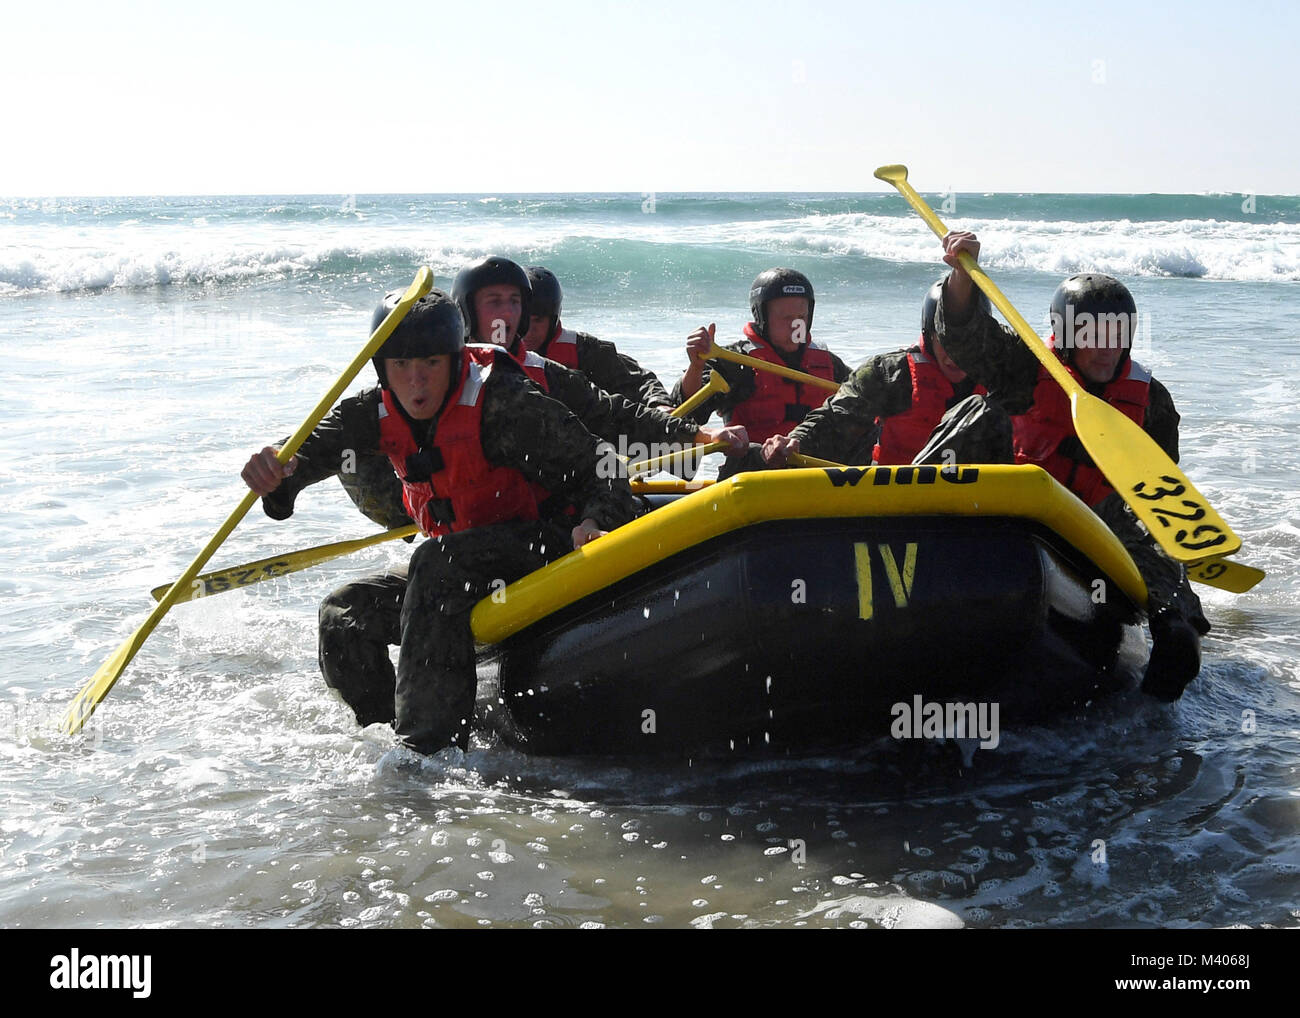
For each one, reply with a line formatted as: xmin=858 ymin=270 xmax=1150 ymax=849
xmin=262 ymin=257 xmax=745 ymax=529
xmin=673 ymin=268 xmax=853 ymax=479
xmin=930 ymin=231 xmax=1211 ymax=702
xmin=760 ymin=278 xmax=1009 ymax=469
xmin=243 ymin=289 xmax=639 ymax=754
xmin=452 ymin=255 xmax=746 ymax=466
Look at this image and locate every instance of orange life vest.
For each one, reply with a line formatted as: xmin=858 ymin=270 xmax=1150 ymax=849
xmin=539 ymin=325 xmax=580 ymax=370
xmin=872 ymin=344 xmax=988 ymax=465
xmin=376 ymin=346 xmax=544 ymax=536
xmin=726 ymin=324 xmax=838 ymax=445
xmin=1012 ymin=355 xmax=1151 ymax=506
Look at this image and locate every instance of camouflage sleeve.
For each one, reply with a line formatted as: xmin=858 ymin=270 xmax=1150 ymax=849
xmin=575 ymin=333 xmax=672 ymax=407
xmin=788 ymin=351 xmax=914 ymax=464
xmin=337 ymin=454 xmax=413 ymax=531
xmin=261 ymin=389 xmax=383 ymax=520
xmin=480 ymin=370 xmax=638 ymax=532
xmin=543 ymin=360 xmax=702 ymax=448
xmin=933 ymin=274 xmax=1040 ymax=413
xmin=1145 ymin=377 xmax=1180 ymax=462
xmin=668 ymin=343 xmax=756 ymax=425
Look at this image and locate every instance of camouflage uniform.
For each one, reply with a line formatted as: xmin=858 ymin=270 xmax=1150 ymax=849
xmin=670 ymin=339 xmax=853 ymax=478
xmin=263 ymin=360 xmax=638 ymax=753
xmin=264 ymin=393 xmax=413 ymax=530
xmin=782 ymin=347 xmax=1010 ymax=467
xmin=536 ymin=355 xmax=700 ymax=452
xmin=266 ymin=355 xmax=703 ymax=529
xmin=931 ymin=276 xmax=1208 ymax=630
xmin=537 ymin=329 xmax=673 ymax=408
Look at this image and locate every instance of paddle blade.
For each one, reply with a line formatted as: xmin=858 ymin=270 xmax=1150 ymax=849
xmin=1071 ymin=394 xmax=1241 ymax=562
xmin=60 ymin=622 xmax=146 ymax=734
xmin=873 ymin=164 xmax=909 ymax=185
xmin=149 ymin=525 xmax=420 ymax=603
xmin=1188 ymin=556 xmax=1264 ymax=593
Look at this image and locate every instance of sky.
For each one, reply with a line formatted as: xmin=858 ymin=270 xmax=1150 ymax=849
xmin=3 ymin=0 xmax=1297 ymax=196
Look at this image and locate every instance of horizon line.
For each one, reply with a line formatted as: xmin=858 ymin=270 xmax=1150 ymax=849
xmin=5 ymin=188 xmax=1296 ymax=201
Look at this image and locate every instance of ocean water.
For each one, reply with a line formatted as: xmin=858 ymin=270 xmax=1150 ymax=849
xmin=1 ymin=192 xmax=1298 ymax=930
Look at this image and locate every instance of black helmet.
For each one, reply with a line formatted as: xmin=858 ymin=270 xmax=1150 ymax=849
xmin=526 ymin=266 xmax=563 ymax=341
xmin=921 ymin=277 xmax=989 ymax=353
xmin=451 ymin=256 xmax=532 ymax=345
xmin=749 ymin=268 xmax=815 ymax=343
xmin=370 ymin=288 xmax=466 ymax=388
xmin=1048 ymin=273 xmax=1137 ymax=366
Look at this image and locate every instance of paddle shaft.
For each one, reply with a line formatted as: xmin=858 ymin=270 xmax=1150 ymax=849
xmin=877 ymin=181 xmax=1077 ymax=398
xmin=707 ymin=342 xmax=840 ymax=392
xmin=628 ymin=440 xmax=727 ymax=476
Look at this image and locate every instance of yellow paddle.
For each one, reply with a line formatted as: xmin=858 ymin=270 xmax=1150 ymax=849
xmin=873 ymin=164 xmax=1240 ymax=565
xmin=628 ymin=441 xmax=727 ymax=477
xmin=148 ymin=526 xmax=421 ymax=603
xmin=143 ymin=379 xmax=731 ymax=607
xmin=1185 ymin=557 xmax=1265 ymax=594
xmin=706 ymin=342 xmax=840 ymax=393
xmin=60 ymin=267 xmax=434 ymax=735
xmin=144 ymin=478 xmax=726 ymax=605
xmin=629 ymin=477 xmax=716 ymax=494
xmin=671 ymin=370 xmax=731 ymax=418
xmin=615 ymin=378 xmax=739 ymax=480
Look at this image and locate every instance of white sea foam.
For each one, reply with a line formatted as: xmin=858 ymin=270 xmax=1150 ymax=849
xmin=3 ymin=206 xmax=1297 ymax=294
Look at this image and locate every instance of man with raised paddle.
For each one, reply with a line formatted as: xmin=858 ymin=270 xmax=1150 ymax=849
xmin=930 ymin=231 xmax=1211 ymax=702
xmin=760 ymin=278 xmax=1008 ymax=469
xmin=242 ymin=290 xmax=639 ymax=755
xmin=673 ymin=268 xmax=853 ymax=479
